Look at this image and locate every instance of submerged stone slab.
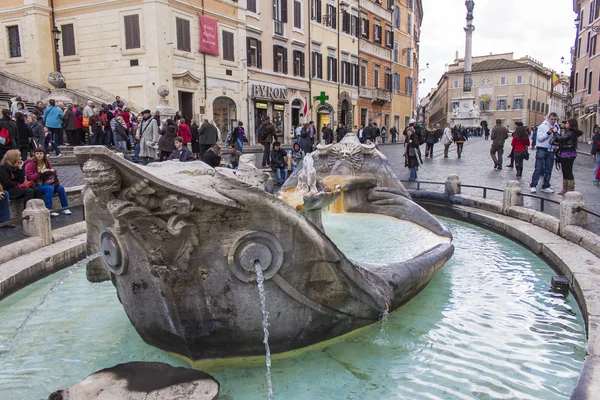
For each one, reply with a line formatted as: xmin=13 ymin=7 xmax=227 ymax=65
xmin=47 ymin=362 xmax=219 ymax=400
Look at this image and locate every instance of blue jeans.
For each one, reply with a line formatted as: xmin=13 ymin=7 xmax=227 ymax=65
xmin=45 ymin=134 xmax=62 ymax=156
xmin=275 ymin=167 xmax=288 ymax=183
xmin=36 ymin=185 xmax=68 ymax=210
xmin=104 ymin=128 xmax=113 ymax=146
xmin=530 ymin=149 xmax=555 ymax=189
xmin=133 ymin=142 xmax=140 ymax=163
xmin=236 ymin=138 xmax=243 ymax=152
xmin=594 ymin=155 xmax=600 ymax=182
xmin=91 ymin=130 xmax=104 ymax=145
xmin=0 ymin=190 xmax=10 ymax=223
xmin=409 ymin=166 xmax=418 ymax=181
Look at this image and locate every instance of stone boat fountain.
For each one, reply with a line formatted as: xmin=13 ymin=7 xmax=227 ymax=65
xmin=74 ymin=133 xmax=453 ymax=361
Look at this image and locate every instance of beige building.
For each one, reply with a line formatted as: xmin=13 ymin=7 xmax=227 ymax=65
xmin=428 ymin=53 xmax=551 ymax=129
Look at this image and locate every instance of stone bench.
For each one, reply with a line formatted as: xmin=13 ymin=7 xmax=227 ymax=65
xmin=8 ymin=185 xmax=84 ymax=218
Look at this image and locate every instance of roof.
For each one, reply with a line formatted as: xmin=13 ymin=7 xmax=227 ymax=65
xmin=451 ymin=59 xmax=533 ymax=74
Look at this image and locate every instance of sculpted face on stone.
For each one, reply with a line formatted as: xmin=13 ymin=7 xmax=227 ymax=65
xmin=75 ymin=142 xmax=453 ymax=360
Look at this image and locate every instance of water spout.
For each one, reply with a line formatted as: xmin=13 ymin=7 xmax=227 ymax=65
xmin=375 ymin=304 xmax=390 ymax=346
xmin=296 ymin=155 xmax=317 ymax=193
xmin=254 ymin=260 xmax=274 ymax=400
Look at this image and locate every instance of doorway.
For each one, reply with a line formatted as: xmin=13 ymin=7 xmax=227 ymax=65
xmin=341 ymin=100 xmax=349 ymax=127
xmin=291 ymin=99 xmax=302 ymax=132
xmin=178 ymin=91 xmax=194 ymax=122
xmin=213 ymin=96 xmax=237 ymax=142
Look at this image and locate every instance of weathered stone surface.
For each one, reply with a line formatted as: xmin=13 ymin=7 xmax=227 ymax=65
xmin=452 ymin=195 xmax=503 ymax=214
xmin=560 ymin=191 xmax=588 ymax=231
xmin=502 ymin=180 xmax=522 ymax=212
xmin=588 ymin=316 xmax=600 ymax=357
xmin=445 ymin=174 xmax=461 ymax=197
xmin=571 ymin=356 xmax=600 ymax=400
xmin=22 ymin=199 xmax=52 ymax=245
xmin=530 ymin=211 xmax=560 ymax=234
xmin=562 ymin=225 xmax=600 ymax=260
xmin=47 ymin=362 xmax=219 ymax=400
xmin=506 ymin=206 xmax=536 ymax=223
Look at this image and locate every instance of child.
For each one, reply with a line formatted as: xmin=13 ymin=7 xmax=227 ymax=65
xmin=228 ymin=144 xmax=241 ymax=169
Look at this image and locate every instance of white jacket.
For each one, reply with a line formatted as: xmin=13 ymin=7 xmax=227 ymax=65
xmin=535 ymin=119 xmax=559 ymax=150
xmin=442 ymin=127 xmax=453 ymax=145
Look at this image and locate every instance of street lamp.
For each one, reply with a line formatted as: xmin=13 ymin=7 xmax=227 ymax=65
xmin=52 ymin=26 xmax=61 ymax=74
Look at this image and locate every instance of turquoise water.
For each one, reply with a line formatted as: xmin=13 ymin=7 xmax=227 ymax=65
xmin=0 ymin=217 xmax=586 ymax=399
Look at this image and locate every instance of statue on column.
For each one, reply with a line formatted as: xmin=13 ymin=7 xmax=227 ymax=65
xmin=466 ymin=1 xmax=475 ymax=21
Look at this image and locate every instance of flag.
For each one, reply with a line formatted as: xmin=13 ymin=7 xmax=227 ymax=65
xmin=550 ymin=72 xmax=560 ymax=98
xmin=303 ymin=98 xmax=308 ymax=117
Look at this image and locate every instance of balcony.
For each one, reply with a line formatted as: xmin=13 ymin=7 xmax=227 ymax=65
xmin=359 ymin=87 xmax=392 ymax=104
xmin=359 ymin=40 xmax=391 ymax=60
xmin=359 ymin=0 xmax=391 ymax=20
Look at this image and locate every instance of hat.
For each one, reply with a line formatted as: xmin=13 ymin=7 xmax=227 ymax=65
xmin=141 ymin=109 xmax=151 ymax=114
xmin=409 ymin=119 xmax=416 ymax=125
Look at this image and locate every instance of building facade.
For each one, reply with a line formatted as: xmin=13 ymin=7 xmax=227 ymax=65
xmin=428 ymin=53 xmax=551 ymax=129
xmin=572 ymin=0 xmax=600 ymax=141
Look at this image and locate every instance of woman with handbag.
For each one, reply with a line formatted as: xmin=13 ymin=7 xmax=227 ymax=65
xmin=24 ymin=147 xmax=71 ymax=217
xmin=0 ymin=149 xmax=40 ymax=210
xmin=511 ymin=122 xmax=530 ymax=178
xmin=554 ymin=118 xmax=584 ymax=195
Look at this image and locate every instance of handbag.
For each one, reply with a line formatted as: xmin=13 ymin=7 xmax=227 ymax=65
xmin=524 ymin=150 xmax=529 ymax=161
xmin=41 ymin=170 xmax=59 ymax=187
xmin=17 ymin=181 xmax=36 ymax=189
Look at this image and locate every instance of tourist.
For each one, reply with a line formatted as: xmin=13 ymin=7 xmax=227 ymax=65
xmin=0 ymin=183 xmax=14 ymax=228
xmin=12 ymin=101 xmax=29 ymax=118
xmin=24 ymin=147 xmax=71 ymax=217
xmin=177 ymin=118 xmax=192 ymax=147
xmin=270 ymin=141 xmax=289 ymax=185
xmin=452 ymin=124 xmax=467 ymax=158
xmin=358 ymin=124 xmax=365 ymax=143
xmin=174 ymin=111 xmax=182 ymax=122
xmin=136 ymin=109 xmax=159 ymax=165
xmin=258 ymin=116 xmax=276 ymax=166
xmin=529 ymin=125 xmax=538 ymax=150
xmin=101 ymin=104 xmax=115 ymax=147
xmin=490 ymin=119 xmax=509 ymax=170
xmin=405 ymin=122 xmax=420 ymax=181
xmin=592 ymin=125 xmax=600 ymax=186
xmin=63 ymin=103 xmax=77 ymax=146
xmin=308 ymin=121 xmax=316 ymax=143
xmin=511 ymin=122 xmax=530 ymax=178
xmin=442 ymin=123 xmax=453 ymax=158
xmin=14 ymin=112 xmax=32 ymax=161
xmin=529 ymin=113 xmax=560 ymax=194
xmin=27 ymin=114 xmax=44 ymax=149
xmin=336 ymin=123 xmax=347 ymax=143
xmin=201 ymin=144 xmax=221 ymax=167
xmin=199 ymin=118 xmax=218 ymax=160
xmin=363 ymin=118 xmax=378 ymax=144
xmin=554 ymin=118 xmax=583 ymax=195
xmin=112 ymin=96 xmax=124 ymax=110
xmin=158 ymin=119 xmax=178 ymax=162
xmin=0 ymin=149 xmax=38 ymax=210
xmin=88 ymin=108 xmax=104 ymax=146
xmin=113 ymin=116 xmax=131 ymax=161
xmin=373 ymin=122 xmax=381 ymax=144
xmin=31 ymin=101 xmax=45 ymax=122
xmin=228 ymin=144 xmax=241 ymax=169
xmin=83 ymin=101 xmax=94 ymax=121
xmin=288 ymin=142 xmax=305 ymax=173
xmin=424 ymin=125 xmax=437 ymax=158
xmin=42 ymin=99 xmax=64 ymax=148
xmin=190 ymin=118 xmax=200 ymax=157
xmin=298 ymin=123 xmax=313 ymax=154
xmin=169 ymin=136 xmax=195 ymax=162
xmin=390 ymin=126 xmax=398 ymax=143
xmin=381 ymin=126 xmax=387 ymax=143
xmin=232 ymin=121 xmax=245 ymax=152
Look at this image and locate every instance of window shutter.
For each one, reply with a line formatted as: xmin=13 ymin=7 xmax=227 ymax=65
xmin=318 ymin=53 xmax=323 ymax=79
xmin=257 ymin=40 xmax=262 ymax=68
xmin=354 ymin=64 xmax=359 ymax=87
xmin=343 ymin=11 xmax=349 ymax=33
xmin=300 ymin=52 xmax=305 ymax=77
xmin=294 ymin=1 xmax=301 ymax=28
xmin=293 ymin=51 xmax=298 ymax=76
xmin=124 ymin=15 xmax=140 ymax=49
xmin=283 ymin=48 xmax=288 ymax=74
xmin=333 ymin=59 xmax=337 ymax=82
xmin=247 ymin=37 xmax=252 ymax=66
xmin=61 ymin=24 xmax=76 ymax=56
xmin=183 ymin=20 xmax=191 ymax=52
xmin=327 ymin=57 xmax=331 ymax=81
xmin=317 ymin=0 xmax=322 ymax=22
xmin=176 ymin=19 xmax=183 ymax=50
xmin=273 ymin=45 xmax=278 ymax=72
xmin=222 ymin=31 xmax=234 ymax=61
xmin=281 ymin=0 xmax=288 ymax=23
xmin=366 ymin=20 xmax=370 ymax=38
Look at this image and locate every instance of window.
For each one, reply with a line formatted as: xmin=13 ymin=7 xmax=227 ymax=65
xmin=360 ymin=64 xmax=367 ymax=87
xmin=387 ymin=0 xmax=394 ymax=11
xmin=273 ymin=45 xmax=287 ymax=73
xmin=497 ymin=99 xmax=507 ymax=110
xmin=311 ymin=0 xmax=322 ymax=22
xmin=247 ymin=37 xmax=262 ymax=68
xmin=293 ymin=50 xmax=305 ymax=77
xmin=273 ymin=0 xmax=287 ymax=35
xmin=537 ymin=101 xmax=541 ymax=112
xmin=406 ymin=47 xmax=412 ymax=68
xmin=361 ymin=18 xmax=369 ymax=38
xmin=406 ymin=76 xmax=413 ymax=94
xmin=6 ymin=25 xmax=21 ymax=58
xmin=176 ymin=18 xmax=191 ymax=52
xmin=341 ymin=60 xmax=352 ymax=85
xmin=222 ymin=31 xmax=234 ymax=61
xmin=581 ymin=10 xmax=585 ymax=32
xmin=124 ymin=15 xmax=141 ymax=49
xmin=481 ymin=100 xmax=490 ymax=111
xmin=589 ymin=71 xmax=594 ymax=95
xmin=327 ymin=56 xmax=337 ymax=81
xmin=312 ymin=52 xmax=323 ymax=79
xmin=342 ymin=11 xmax=351 ymax=34
xmin=596 ymin=0 xmax=600 ymax=19
xmin=513 ymin=98 xmax=523 ymax=109
xmin=546 ymin=104 xmax=550 ymax=114
xmin=61 ymin=24 xmax=76 ymax=56
xmin=453 ymin=80 xmax=459 ymax=88
xmin=374 ymin=24 xmax=382 ymax=44
xmin=517 ymin=75 xmax=522 ymax=84
xmin=500 ymin=76 xmax=506 ymax=85
xmin=374 ymin=68 xmax=379 ymax=88
xmin=352 ymin=63 xmax=359 ymax=86
xmin=248 ymin=0 xmax=257 ymax=13
xmin=585 ymin=67 xmax=589 ymax=89
xmin=527 ymin=99 xmax=531 ymax=110
xmin=593 ymin=35 xmax=598 ymax=56
xmin=451 ymin=101 xmax=460 ymax=110
xmin=587 ymin=32 xmax=592 ymax=54
xmin=578 ymin=38 xmax=582 ymax=58
xmin=351 ymin=15 xmax=359 ymax=37
xmin=326 ymin=5 xmax=336 ymax=29
xmin=394 ymin=6 xmax=400 ymax=29
xmin=294 ymin=0 xmax=302 ymax=29
xmin=393 ymin=72 xmax=400 ymax=92
xmin=407 ymin=14 xmax=412 ymax=36
xmin=385 ymin=28 xmax=393 ymax=48
xmin=393 ymin=41 xmax=399 ymax=63
xmin=408 ymin=0 xmax=413 ymax=10
xmin=575 ymin=72 xmax=579 ymax=91
xmin=591 ymin=1 xmax=595 ymax=23
xmin=385 ymin=71 xmax=392 ymax=90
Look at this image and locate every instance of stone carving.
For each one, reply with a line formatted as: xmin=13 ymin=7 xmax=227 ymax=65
xmin=466 ymin=0 xmax=475 ymax=21
xmin=47 ymin=71 xmax=66 ymax=88
xmin=157 ymin=85 xmax=170 ymax=98
xmin=75 ymin=143 xmax=453 ymax=360
xmin=452 ymin=105 xmax=461 ymax=118
xmin=296 ymin=155 xmax=317 ymax=192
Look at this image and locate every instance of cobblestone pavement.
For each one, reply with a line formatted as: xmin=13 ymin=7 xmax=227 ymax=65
xmin=380 ymin=138 xmax=600 ymax=231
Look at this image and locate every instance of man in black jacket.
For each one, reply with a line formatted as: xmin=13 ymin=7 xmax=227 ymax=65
xmin=201 ymin=144 xmax=221 ymax=167
xmin=199 ymin=119 xmax=218 ymax=160
xmin=362 ymin=118 xmax=378 ymax=144
xmin=270 ymin=141 xmax=289 ymax=185
xmin=0 ymin=109 xmax=18 ymax=161
xmin=171 ymin=136 xmax=196 ymax=162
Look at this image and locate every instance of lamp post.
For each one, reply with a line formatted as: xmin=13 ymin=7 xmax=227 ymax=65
xmin=52 ymin=26 xmax=62 ymax=74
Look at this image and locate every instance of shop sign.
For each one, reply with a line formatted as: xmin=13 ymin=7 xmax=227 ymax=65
xmin=255 ymin=102 xmax=268 ymax=109
xmin=200 ymin=16 xmax=219 ymax=55
xmin=273 ymin=104 xmax=285 ymax=111
xmin=251 ymin=84 xmax=288 ymax=101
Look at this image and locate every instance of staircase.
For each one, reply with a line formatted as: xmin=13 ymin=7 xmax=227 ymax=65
xmin=0 ymin=90 xmax=36 ymax=110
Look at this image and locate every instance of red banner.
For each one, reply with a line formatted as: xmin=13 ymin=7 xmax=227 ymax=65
xmin=199 ymin=16 xmax=219 ymax=55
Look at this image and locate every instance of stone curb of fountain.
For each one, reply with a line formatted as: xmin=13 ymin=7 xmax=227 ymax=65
xmin=412 ymin=199 xmax=600 ymax=399
xmin=0 ymin=232 xmax=86 ymax=300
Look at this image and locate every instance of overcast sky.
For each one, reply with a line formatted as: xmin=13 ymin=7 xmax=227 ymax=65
xmin=418 ymin=0 xmax=578 ymax=98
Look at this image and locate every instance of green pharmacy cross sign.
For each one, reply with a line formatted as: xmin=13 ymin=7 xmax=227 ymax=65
xmin=314 ymin=92 xmax=329 ymax=105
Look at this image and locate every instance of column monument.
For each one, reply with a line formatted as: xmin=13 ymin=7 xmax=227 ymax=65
xmin=451 ymin=0 xmax=480 ymax=128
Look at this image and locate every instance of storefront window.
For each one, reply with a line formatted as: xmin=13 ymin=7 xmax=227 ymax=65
xmin=213 ymin=97 xmax=237 ymax=142
xmin=273 ymin=104 xmax=285 ymax=143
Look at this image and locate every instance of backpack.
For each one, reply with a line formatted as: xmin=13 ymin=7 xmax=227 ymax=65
xmin=415 ymin=125 xmax=426 ymax=145
xmin=0 ymin=126 xmax=11 ymax=146
xmin=258 ymin=125 xmax=268 ymax=141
